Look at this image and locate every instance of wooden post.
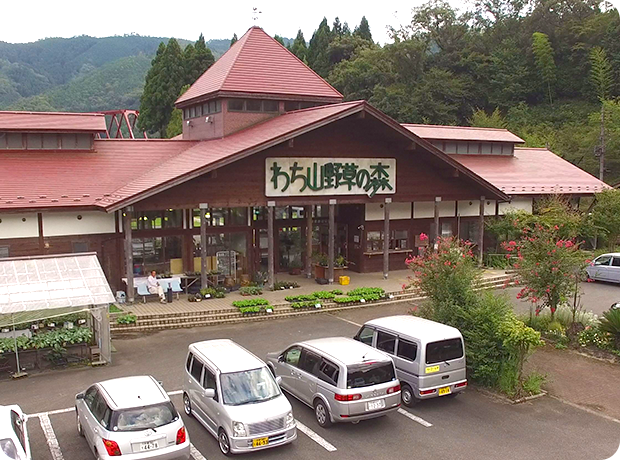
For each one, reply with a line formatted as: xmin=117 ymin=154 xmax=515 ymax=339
xmin=200 ymin=203 xmax=208 ymax=289
xmin=305 ymin=205 xmax=313 ymax=278
xmin=433 ymin=197 xmax=441 ymax=244
xmin=383 ymin=198 xmax=391 ymax=279
xmin=479 ymin=196 xmax=485 ymax=266
xmin=328 ymin=199 xmax=336 ymax=284
xmin=267 ymin=201 xmax=275 ymax=290
xmin=122 ymin=207 xmax=134 ymax=303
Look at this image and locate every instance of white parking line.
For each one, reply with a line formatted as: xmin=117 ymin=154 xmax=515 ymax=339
xmin=39 ymin=413 xmax=64 ymax=460
xmin=294 ymin=419 xmax=337 ymax=452
xmin=190 ymin=443 xmax=207 ymax=460
xmin=397 ymin=408 xmax=433 ymax=427
xmin=329 ymin=314 xmax=362 ymax=327
xmin=168 ymin=389 xmax=183 ymax=396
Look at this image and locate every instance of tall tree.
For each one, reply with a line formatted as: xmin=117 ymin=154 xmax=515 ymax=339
xmin=138 ymin=38 xmax=184 ymax=136
xmin=166 ymin=84 xmax=190 ymax=138
xmin=590 ymin=46 xmax=613 ymax=180
xmin=273 ymin=35 xmax=285 ymax=46
xmin=193 ymin=34 xmax=215 ymax=79
xmin=353 ymin=16 xmax=373 ymax=42
xmin=289 ymin=30 xmax=308 ymax=62
xmin=230 ymin=33 xmax=238 ymax=48
xmin=532 ymin=32 xmax=557 ymax=104
xmin=307 ymin=18 xmax=333 ymax=77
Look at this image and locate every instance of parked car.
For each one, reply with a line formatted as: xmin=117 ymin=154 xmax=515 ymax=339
xmin=586 ymin=253 xmax=620 ymax=283
xmin=183 ymin=339 xmax=296 ymax=455
xmin=354 ymin=315 xmax=467 ymax=406
xmin=0 ymin=404 xmax=30 ymax=460
xmin=75 ymin=375 xmax=190 ymax=460
xmin=266 ymin=337 xmax=401 ymax=428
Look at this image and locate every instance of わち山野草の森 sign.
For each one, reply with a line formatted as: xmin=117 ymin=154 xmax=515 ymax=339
xmin=265 ymin=158 xmax=396 ymax=198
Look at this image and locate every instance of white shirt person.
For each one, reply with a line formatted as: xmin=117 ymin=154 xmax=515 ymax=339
xmin=147 ymin=270 xmax=166 ymax=303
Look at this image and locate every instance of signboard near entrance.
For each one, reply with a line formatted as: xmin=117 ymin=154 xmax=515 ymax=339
xmin=216 ymin=250 xmax=237 ymax=277
xmin=266 ymin=158 xmax=396 ymax=198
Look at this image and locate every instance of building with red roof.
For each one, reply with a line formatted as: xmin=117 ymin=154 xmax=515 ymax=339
xmin=0 ymin=26 xmax=608 ymax=298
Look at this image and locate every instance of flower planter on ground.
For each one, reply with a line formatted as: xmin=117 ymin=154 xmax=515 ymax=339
xmin=314 ymin=265 xmax=347 ymax=279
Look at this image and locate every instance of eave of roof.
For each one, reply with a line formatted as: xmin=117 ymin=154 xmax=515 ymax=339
xmin=0 ymin=111 xmax=106 ymax=133
xmin=403 ymin=123 xmax=524 ymax=143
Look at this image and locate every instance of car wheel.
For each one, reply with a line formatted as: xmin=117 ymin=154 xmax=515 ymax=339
xmin=76 ymin=413 xmax=84 ymax=437
xmin=314 ymin=399 xmax=332 ymax=428
xmin=183 ymin=393 xmax=192 ymax=417
xmin=401 ymin=384 xmax=420 ymax=407
xmin=218 ymin=428 xmax=232 ymax=456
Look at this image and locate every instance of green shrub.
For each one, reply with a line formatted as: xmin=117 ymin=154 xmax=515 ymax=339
xmin=577 ymin=326 xmax=612 ymax=349
xmin=330 ymin=289 xmax=343 ymax=295
xmin=347 ymin=287 xmax=385 ymax=297
xmin=200 ymin=287 xmax=226 ymax=299
xmin=238 ymin=306 xmax=263 ymax=314
xmin=312 ymin=291 xmax=336 ymax=300
xmin=116 ymin=314 xmax=137 ymax=325
xmin=285 ymin=294 xmax=317 ymax=302
xmin=334 ymin=296 xmax=362 ymax=304
xmin=599 ymin=309 xmax=620 ymax=348
xmin=0 ymin=327 xmax=92 ymax=353
xmin=239 ymin=286 xmax=262 ymax=296
xmin=291 ymin=301 xmax=319 ymax=309
xmin=109 ymin=304 xmax=123 ymax=313
xmin=521 ymin=372 xmax=546 ymax=395
xmin=232 ymin=298 xmax=270 ymax=308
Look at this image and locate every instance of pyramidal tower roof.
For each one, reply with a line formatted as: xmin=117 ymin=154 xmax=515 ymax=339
xmin=176 ymin=26 xmax=343 ymax=106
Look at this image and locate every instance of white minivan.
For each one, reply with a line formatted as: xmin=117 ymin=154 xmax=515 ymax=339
xmin=586 ymin=253 xmax=620 ymax=283
xmin=182 ymin=339 xmax=296 ymax=455
xmin=355 ymin=315 xmax=467 ymax=406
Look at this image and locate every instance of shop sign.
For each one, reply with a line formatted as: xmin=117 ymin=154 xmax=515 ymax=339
xmin=266 ymin=158 xmax=396 ymax=198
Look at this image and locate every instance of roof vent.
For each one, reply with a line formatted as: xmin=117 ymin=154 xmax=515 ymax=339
xmin=29 ymin=200 xmax=36 ymax=203
xmin=51 ymin=199 xmax=59 ymax=203
xmin=61 ymin=194 xmax=68 ymax=198
xmin=83 ymin=194 xmax=90 ymax=197
xmin=6 ymin=201 xmax=13 ymax=204
xmin=39 ymin=195 xmax=47 ymax=199
xmin=17 ymin=196 xmax=24 ymax=200
xmin=73 ymin=198 xmax=81 ymax=202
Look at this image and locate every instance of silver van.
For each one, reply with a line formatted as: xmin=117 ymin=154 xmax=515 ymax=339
xmin=354 ymin=315 xmax=467 ymax=407
xmin=182 ymin=339 xmax=296 ymax=455
xmin=266 ymin=337 xmax=401 ymax=428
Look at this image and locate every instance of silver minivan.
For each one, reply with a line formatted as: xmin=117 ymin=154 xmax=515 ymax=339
xmin=354 ymin=315 xmax=467 ymax=407
xmin=182 ymin=339 xmax=296 ymax=455
xmin=586 ymin=253 xmax=620 ymax=283
xmin=266 ymin=337 xmax=401 ymax=428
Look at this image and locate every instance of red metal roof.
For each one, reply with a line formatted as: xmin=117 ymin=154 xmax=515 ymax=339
xmin=0 ymin=111 xmax=106 ymax=132
xmin=403 ymin=124 xmax=524 ymax=143
xmin=451 ymin=148 xmax=609 ymax=195
xmin=0 ymin=139 xmax=197 ymax=210
xmin=176 ymin=27 xmax=343 ymax=106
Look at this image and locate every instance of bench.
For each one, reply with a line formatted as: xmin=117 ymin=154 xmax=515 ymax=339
xmin=136 ymin=279 xmax=182 ymax=303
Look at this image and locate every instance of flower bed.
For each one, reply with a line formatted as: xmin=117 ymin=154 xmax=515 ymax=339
xmin=232 ymin=298 xmax=271 ymax=314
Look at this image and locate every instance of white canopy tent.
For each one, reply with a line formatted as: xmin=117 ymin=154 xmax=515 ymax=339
xmin=0 ymin=253 xmax=115 ymax=373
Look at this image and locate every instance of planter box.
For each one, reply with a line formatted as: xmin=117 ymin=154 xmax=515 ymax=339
xmin=314 ymin=265 xmax=347 ymax=279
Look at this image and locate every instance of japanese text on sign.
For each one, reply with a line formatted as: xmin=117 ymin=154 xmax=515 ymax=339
xmin=265 ymin=158 xmax=396 ymax=198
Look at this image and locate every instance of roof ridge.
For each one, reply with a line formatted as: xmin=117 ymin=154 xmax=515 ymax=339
xmin=284 ymin=100 xmax=362 ymax=115
xmin=402 ymin=123 xmax=511 ymax=132
xmin=218 ymin=28 xmax=255 ymax=97
xmin=0 ymin=110 xmax=104 ymax=117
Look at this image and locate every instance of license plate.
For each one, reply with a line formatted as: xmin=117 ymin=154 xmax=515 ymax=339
xmin=252 ymin=437 xmax=269 ymax=447
xmin=366 ymin=399 xmax=386 ymax=411
xmin=140 ymin=440 xmax=159 ymax=451
xmin=438 ymin=386 xmax=451 ymax=396
xmin=425 ymin=365 xmax=440 ymax=374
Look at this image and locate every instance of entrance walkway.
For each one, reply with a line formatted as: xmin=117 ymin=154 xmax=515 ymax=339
xmin=124 ymin=269 xmax=507 ymax=316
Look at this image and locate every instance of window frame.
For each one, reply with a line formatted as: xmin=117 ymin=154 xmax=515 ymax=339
xmin=317 ymin=358 xmax=340 ymax=387
xmin=282 ymin=346 xmax=302 ymax=368
xmin=612 ymin=257 xmax=620 ymax=267
xmin=376 ymin=330 xmax=397 ymax=355
xmin=202 ymin=366 xmax=219 ymax=402
xmin=396 ymin=338 xmax=418 ymax=362
xmin=190 ymin=357 xmax=204 ymax=384
xmin=355 ymin=326 xmax=375 ymax=346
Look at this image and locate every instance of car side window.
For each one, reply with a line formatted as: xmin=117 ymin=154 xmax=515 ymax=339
xmin=595 ymin=256 xmax=612 ymax=266
xmin=91 ymin=392 xmax=111 ymax=429
xmin=186 ymin=352 xmax=194 ymax=372
xmin=84 ymin=386 xmax=98 ymax=412
xmin=10 ymin=410 xmax=25 ymax=451
xmin=317 ymin=359 xmax=340 ymax=386
xmin=356 ymin=326 xmax=375 ymax=345
xmin=190 ymin=358 xmax=204 ymax=383
xmin=203 ymin=367 xmax=219 ymax=402
xmin=299 ymin=349 xmax=322 ymax=374
xmin=612 ymin=258 xmax=620 ymax=267
xmin=283 ymin=346 xmax=302 ymax=367
xmin=397 ymin=338 xmax=418 ymax=362
xmin=377 ymin=330 xmax=397 ymax=354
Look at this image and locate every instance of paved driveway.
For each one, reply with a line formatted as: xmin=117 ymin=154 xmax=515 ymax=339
xmin=1 ymin=304 xmax=619 ymax=460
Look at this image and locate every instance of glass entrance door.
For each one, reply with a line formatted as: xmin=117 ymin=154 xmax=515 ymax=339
xmin=278 ymin=227 xmax=303 ymax=271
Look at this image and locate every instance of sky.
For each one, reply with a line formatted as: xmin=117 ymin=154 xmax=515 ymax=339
xmin=1 ymin=0 xmax=619 ymax=46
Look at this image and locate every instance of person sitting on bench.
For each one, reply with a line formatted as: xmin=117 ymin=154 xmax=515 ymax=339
xmin=147 ymin=270 xmax=166 ymax=303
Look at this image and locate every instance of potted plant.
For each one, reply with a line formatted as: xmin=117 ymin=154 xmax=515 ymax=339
xmin=313 ymin=253 xmax=348 ymax=279
xmin=289 ymin=260 xmax=303 ymax=276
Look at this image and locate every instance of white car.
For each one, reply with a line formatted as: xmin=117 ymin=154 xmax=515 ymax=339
xmin=75 ymin=375 xmax=190 ymax=460
xmin=586 ymin=253 xmax=620 ymax=283
xmin=0 ymin=404 xmax=31 ymax=460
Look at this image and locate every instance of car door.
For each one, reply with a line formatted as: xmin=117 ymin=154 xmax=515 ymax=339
xmin=200 ymin=366 xmax=220 ymax=433
xmin=296 ymin=349 xmax=322 ymax=405
xmin=81 ymin=386 xmax=100 ymax=448
xmin=394 ymin=337 xmax=420 ymax=391
xmin=187 ymin=355 xmax=207 ymax=422
xmin=590 ymin=255 xmax=612 ymax=281
xmin=276 ymin=346 xmax=303 ymax=396
xmin=10 ymin=409 xmax=28 ymax=459
xmin=610 ymin=257 xmax=620 ymax=283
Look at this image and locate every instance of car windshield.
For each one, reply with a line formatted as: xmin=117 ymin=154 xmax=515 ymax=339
xmin=0 ymin=439 xmax=21 ymax=460
xmin=426 ymin=338 xmax=464 ymax=364
xmin=111 ymin=402 xmax=178 ymax=432
xmin=220 ymin=367 xmax=281 ymax=406
xmin=346 ymin=361 xmax=396 ymax=389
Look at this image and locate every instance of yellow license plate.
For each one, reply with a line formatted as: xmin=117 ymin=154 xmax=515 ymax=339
xmin=438 ymin=386 xmax=451 ymax=396
xmin=252 ymin=437 xmax=269 ymax=447
xmin=425 ymin=365 xmax=440 ymax=374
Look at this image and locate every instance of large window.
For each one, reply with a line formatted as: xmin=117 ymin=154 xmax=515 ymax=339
xmin=228 ymin=99 xmax=280 ymax=113
xmin=193 ymin=232 xmax=247 ymax=274
xmin=132 ymin=210 xmax=183 ymax=230
xmin=132 ymin=236 xmax=182 ymax=275
xmin=183 ymin=100 xmax=222 ymax=120
xmin=366 ymin=230 xmax=410 ymax=252
xmin=193 ymin=208 xmax=247 ymax=227
xmin=426 ymin=338 xmax=464 ymax=364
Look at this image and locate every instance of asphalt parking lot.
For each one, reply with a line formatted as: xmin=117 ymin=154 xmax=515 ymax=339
xmin=2 ymin=302 xmax=620 ymax=460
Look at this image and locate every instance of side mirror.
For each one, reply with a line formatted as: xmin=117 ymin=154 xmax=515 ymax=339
xmin=76 ymin=393 xmax=84 ymax=400
xmin=203 ymin=388 xmax=216 ymax=398
xmin=276 ymin=376 xmax=282 ymax=386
